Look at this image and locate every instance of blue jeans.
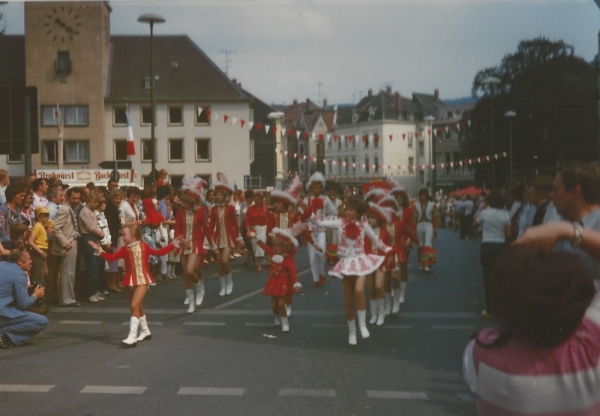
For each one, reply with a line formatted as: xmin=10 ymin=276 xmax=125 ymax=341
xmin=80 ymin=234 xmax=100 ymax=297
xmin=0 ymin=313 xmax=48 ymax=346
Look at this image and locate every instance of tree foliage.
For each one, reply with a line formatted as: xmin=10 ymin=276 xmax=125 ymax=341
xmin=466 ymin=37 xmax=596 ymax=187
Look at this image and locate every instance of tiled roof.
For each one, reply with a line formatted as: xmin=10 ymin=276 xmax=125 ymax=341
xmin=107 ymin=35 xmax=248 ymax=102
xmin=413 ymin=93 xmax=445 ymax=119
xmin=0 ymin=36 xmax=26 ymax=88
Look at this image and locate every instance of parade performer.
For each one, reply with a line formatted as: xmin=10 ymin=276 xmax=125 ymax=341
xmin=245 ymin=191 xmax=272 ymax=272
xmin=304 ymin=172 xmax=336 ymax=287
xmin=314 ymin=195 xmax=392 ymax=345
xmin=365 ymin=203 xmax=395 ymax=326
xmin=413 ymin=188 xmax=440 ymax=272
xmin=175 ymin=177 xmax=212 ymax=313
xmin=141 ymin=185 xmax=168 ymax=245
xmin=89 ymin=224 xmax=179 ymax=347
xmin=209 ymin=172 xmax=242 ymax=296
xmin=269 ymin=176 xmax=316 ymax=316
xmin=257 ymin=227 xmax=302 ymax=332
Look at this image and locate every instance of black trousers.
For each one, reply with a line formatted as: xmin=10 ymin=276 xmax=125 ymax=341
xmin=479 ymin=242 xmax=506 ymax=312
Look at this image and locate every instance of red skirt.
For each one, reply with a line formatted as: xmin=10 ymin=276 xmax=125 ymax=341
xmin=263 ymin=275 xmax=295 ymax=298
xmin=417 ymin=246 xmax=437 ymax=267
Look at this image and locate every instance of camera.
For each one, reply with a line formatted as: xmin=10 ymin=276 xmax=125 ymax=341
xmin=27 ymin=281 xmax=38 ymax=296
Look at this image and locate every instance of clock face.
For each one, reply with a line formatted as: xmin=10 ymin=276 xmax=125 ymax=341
xmin=43 ymin=5 xmax=82 ymax=44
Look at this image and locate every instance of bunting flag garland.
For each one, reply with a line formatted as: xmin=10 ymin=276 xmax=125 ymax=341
xmin=265 ymin=125 xmax=270 ymax=134
xmin=255 ymin=123 xmax=263 ymax=131
xmin=389 ymin=134 xmax=393 ymax=142
xmin=402 ymin=133 xmax=406 ymax=140
xmin=197 ymin=107 xmax=203 ymax=118
xmin=223 ymin=115 xmax=229 ymax=123
xmin=231 ymin=117 xmax=237 ymax=126
xmin=248 ymin=121 xmax=254 ymax=130
xmin=206 ymin=109 xmax=212 ymax=118
xmin=240 ymin=119 xmax=246 ymax=128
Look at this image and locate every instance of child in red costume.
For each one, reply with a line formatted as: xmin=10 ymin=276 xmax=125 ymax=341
xmin=257 ymin=227 xmax=302 ymax=332
xmin=141 ymin=185 xmax=168 ymax=245
xmin=89 ymin=224 xmax=179 ymax=347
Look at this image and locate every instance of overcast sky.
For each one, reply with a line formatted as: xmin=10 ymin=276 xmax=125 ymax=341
xmin=3 ymin=0 xmax=600 ymax=105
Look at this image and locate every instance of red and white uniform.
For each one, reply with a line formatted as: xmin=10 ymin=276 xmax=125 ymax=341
xmin=99 ymin=242 xmax=174 ymax=286
xmin=174 ymin=206 xmax=212 ymax=255
xmin=142 ymin=198 xmax=165 ymax=227
xmin=209 ymin=203 xmax=241 ymax=249
xmin=304 ymin=195 xmax=337 ymax=283
xmin=318 ymin=218 xmax=390 ymax=278
xmin=269 ymin=209 xmax=314 ymax=245
xmin=258 ymin=240 xmax=299 ymax=298
xmin=365 ymin=226 xmax=394 ymax=272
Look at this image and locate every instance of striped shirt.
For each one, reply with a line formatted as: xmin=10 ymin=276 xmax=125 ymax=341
xmin=463 ymin=292 xmax=600 ymax=415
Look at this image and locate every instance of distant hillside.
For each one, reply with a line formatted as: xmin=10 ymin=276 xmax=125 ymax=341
xmin=444 ymin=96 xmax=478 ymax=105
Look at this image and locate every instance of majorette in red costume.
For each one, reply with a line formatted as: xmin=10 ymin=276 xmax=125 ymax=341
xmin=412 ymin=188 xmax=440 ymax=272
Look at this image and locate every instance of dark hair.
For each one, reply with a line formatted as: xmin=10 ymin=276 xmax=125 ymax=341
xmin=532 ymin=174 xmax=554 ymax=193
xmin=394 ymin=190 xmax=410 ymax=208
xmin=559 ymin=163 xmax=600 ymax=205
xmin=126 ymin=186 xmax=141 ymax=198
xmin=486 ymin=246 xmax=595 ymax=349
xmin=344 ymin=195 xmax=368 ymax=217
xmin=108 ymin=178 xmax=119 ymax=185
xmin=486 ymin=191 xmax=504 ymax=209
xmin=510 ymin=183 xmax=526 ymax=201
xmin=9 ymin=223 xmax=28 ymax=241
xmin=418 ymin=187 xmax=430 ymax=200
xmin=244 ymin=190 xmax=254 ymax=200
xmin=5 ymin=183 xmax=25 ymax=203
xmin=8 ymin=248 xmax=27 ymax=264
xmin=66 ymin=187 xmax=82 ymax=198
xmin=156 ymin=185 xmax=171 ymax=201
xmin=31 ymin=178 xmax=45 ymax=192
xmin=86 ymin=182 xmax=96 ymax=190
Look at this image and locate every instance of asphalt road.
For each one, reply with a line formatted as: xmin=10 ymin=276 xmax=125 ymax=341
xmin=0 ymin=228 xmax=486 ymax=416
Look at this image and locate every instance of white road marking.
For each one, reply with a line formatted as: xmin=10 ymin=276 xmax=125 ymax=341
xmin=80 ymin=386 xmax=147 ymax=394
xmin=59 ymin=320 xmax=102 ymax=325
xmin=279 ymin=389 xmax=336 ymax=397
xmin=244 ymin=323 xmax=274 ymax=327
xmin=177 ymin=387 xmax=245 ymax=396
xmin=382 ymin=325 xmax=413 ymax=329
xmin=183 ymin=322 xmax=226 ymax=326
xmin=214 ymin=268 xmax=312 ymax=309
xmin=367 ymin=391 xmax=428 ymax=400
xmin=430 ymin=325 xmax=475 ymax=330
xmin=458 ymin=393 xmax=475 ymax=402
xmin=0 ymin=384 xmax=55 ymax=393
xmin=121 ymin=322 xmax=163 ymax=326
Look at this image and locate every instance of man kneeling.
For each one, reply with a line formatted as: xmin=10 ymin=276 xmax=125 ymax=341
xmin=0 ymin=248 xmax=48 ymax=348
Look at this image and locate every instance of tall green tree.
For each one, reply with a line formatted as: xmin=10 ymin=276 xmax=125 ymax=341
xmin=467 ymin=37 xmax=596 ymax=186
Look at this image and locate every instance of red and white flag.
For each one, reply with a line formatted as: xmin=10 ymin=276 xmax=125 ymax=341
xmin=126 ymin=111 xmax=136 ymax=156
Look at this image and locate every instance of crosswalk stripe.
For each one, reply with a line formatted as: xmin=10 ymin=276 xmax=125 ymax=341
xmin=430 ymin=325 xmax=475 ymax=330
xmin=458 ymin=393 xmax=475 ymax=402
xmin=183 ymin=322 xmax=226 ymax=326
xmin=177 ymin=387 xmax=245 ymax=396
xmin=59 ymin=320 xmax=102 ymax=325
xmin=367 ymin=391 xmax=428 ymax=400
xmin=279 ymin=389 xmax=336 ymax=397
xmin=0 ymin=384 xmax=55 ymax=393
xmin=80 ymin=386 xmax=147 ymax=394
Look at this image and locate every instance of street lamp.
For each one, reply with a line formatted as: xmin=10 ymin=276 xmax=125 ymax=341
xmin=504 ymin=111 xmax=516 ymax=182
xmin=138 ymin=13 xmax=166 ymax=185
xmin=481 ymin=76 xmax=501 ymax=189
xmin=424 ymin=115 xmax=435 ymax=192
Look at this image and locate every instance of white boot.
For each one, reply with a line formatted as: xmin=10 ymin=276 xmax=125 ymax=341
xmin=400 ymin=281 xmax=407 ymax=304
xmin=348 ymin=320 xmax=357 ymax=345
xmin=385 ymin=293 xmax=392 ymax=315
xmin=281 ymin=316 xmax=290 ymax=332
xmin=167 ymin=264 xmax=173 ymax=279
xmin=186 ymin=289 xmax=195 ymax=313
xmin=122 ymin=316 xmax=139 ymax=347
xmin=226 ymin=273 xmax=233 ymax=296
xmin=369 ymin=300 xmax=378 ymax=324
xmin=184 ymin=296 xmax=189 ymax=305
xmin=219 ymin=276 xmax=226 ymax=297
xmin=137 ymin=315 xmax=151 ymax=341
xmin=392 ymin=290 xmax=401 ymax=313
xmin=285 ymin=303 xmax=292 ymax=317
xmin=195 ymin=280 xmax=204 ymax=306
xmin=274 ymin=313 xmax=281 ymax=326
xmin=376 ymin=299 xmax=386 ymax=326
xmin=357 ymin=310 xmax=370 ymax=339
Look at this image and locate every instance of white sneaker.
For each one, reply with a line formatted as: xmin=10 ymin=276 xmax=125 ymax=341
xmin=281 ymin=317 xmax=290 ymax=332
xmin=285 ymin=303 xmax=292 ymax=317
xmin=149 ymin=282 xmax=156 ymax=286
xmin=88 ymin=295 xmax=100 ymax=303
xmin=424 ymin=266 xmax=430 ymax=272
xmin=274 ymin=314 xmax=282 ymax=326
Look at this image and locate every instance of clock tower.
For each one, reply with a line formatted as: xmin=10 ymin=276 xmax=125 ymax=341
xmin=24 ymin=1 xmax=111 ymax=169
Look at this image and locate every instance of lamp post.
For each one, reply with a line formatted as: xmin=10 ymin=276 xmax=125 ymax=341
xmin=423 ymin=115 xmax=435 ymax=192
xmin=504 ymin=111 xmax=516 ymax=182
xmin=138 ymin=13 xmax=165 ymax=185
xmin=481 ymin=76 xmax=501 ymax=189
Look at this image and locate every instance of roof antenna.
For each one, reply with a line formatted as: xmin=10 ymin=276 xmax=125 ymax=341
xmin=219 ymin=49 xmax=236 ymax=76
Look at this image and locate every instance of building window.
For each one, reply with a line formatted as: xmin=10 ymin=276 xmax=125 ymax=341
xmin=249 ymin=109 xmax=254 ymax=122
xmin=169 ymin=139 xmax=184 ymax=162
xmin=338 ymin=138 xmax=341 ymax=150
xmin=170 ymin=175 xmax=184 ymax=189
xmin=407 ymin=132 xmax=413 ymax=148
xmin=7 ymin=154 xmax=23 ymax=164
xmin=328 ymin=162 xmax=332 ymax=174
xmin=113 ymin=107 xmax=127 ymax=126
xmin=365 ymin=156 xmax=369 ymax=173
xmin=374 ymin=135 xmax=379 ymax=148
xmin=195 ymin=138 xmax=211 ymax=162
xmin=141 ymin=139 xmax=153 ymax=162
xmin=419 ymin=170 xmax=424 ymax=184
xmin=114 ymin=139 xmax=128 ymax=161
xmin=447 ymin=111 xmax=453 ymax=119
xmin=168 ymin=106 xmax=183 ymax=125
xmin=42 ymin=141 xmax=57 ymax=164
xmin=144 ymin=77 xmax=151 ymax=89
xmin=408 ymin=156 xmax=414 ymax=172
xmin=196 ymin=106 xmax=211 ymax=125
xmin=344 ymin=137 xmax=348 ymax=149
xmin=352 ymin=157 xmax=356 ymax=173
xmin=374 ymin=156 xmax=379 ymax=172
xmin=418 ymin=141 xmax=424 ymax=156
xmin=64 ymin=140 xmax=89 ymax=163
xmin=141 ymin=107 xmax=154 ymax=126
xmin=328 ymin=137 xmax=332 ymax=150
xmin=364 ymin=135 xmax=369 ymax=149
xmin=352 ymin=137 xmax=355 ymax=149
xmin=345 ymin=158 xmax=349 ymax=174
xmin=338 ymin=159 xmax=342 ymax=174
xmin=42 ymin=105 xmax=88 ymax=126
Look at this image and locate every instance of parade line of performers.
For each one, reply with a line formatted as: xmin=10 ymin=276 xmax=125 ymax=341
xmin=90 ymin=172 xmax=440 ymax=347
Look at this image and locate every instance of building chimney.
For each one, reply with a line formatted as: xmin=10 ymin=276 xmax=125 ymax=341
xmin=434 ymin=89 xmax=440 ymax=104
xmin=323 ymin=99 xmax=328 ymax=110
xmin=368 ymin=89 xmax=373 ymax=97
xmin=293 ymin=99 xmax=298 ymax=105
xmin=306 ymin=98 xmax=310 ymax=110
xmin=232 ymin=78 xmax=237 ymax=84
xmin=386 ymin=86 xmax=392 ymax=94
xmin=395 ymin=92 xmax=402 ymax=118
